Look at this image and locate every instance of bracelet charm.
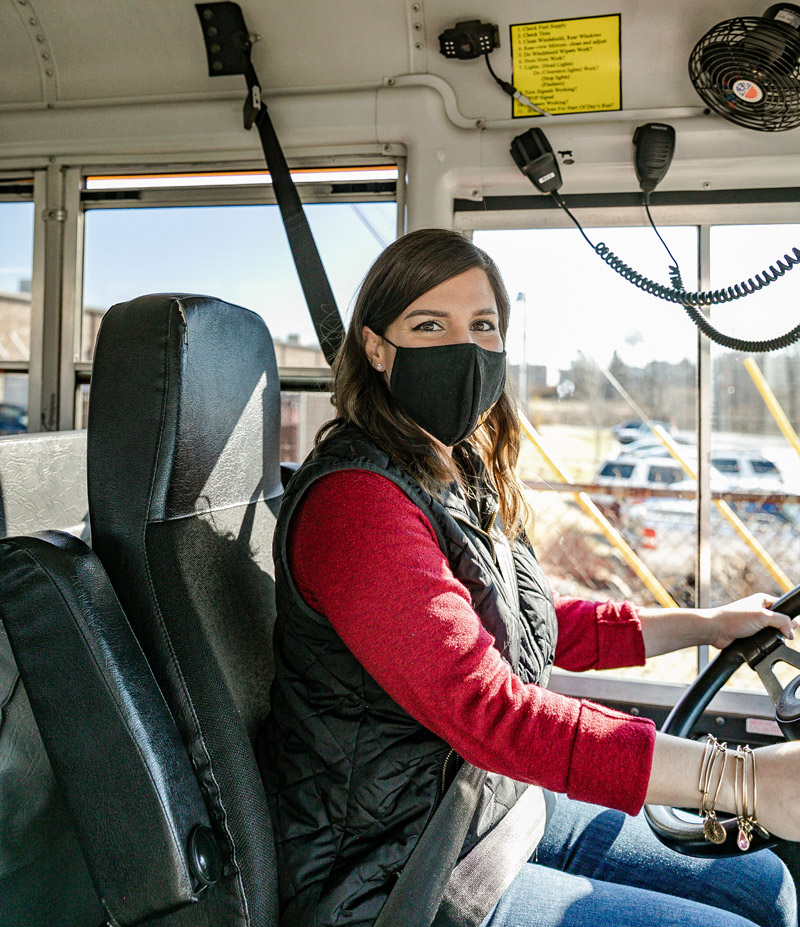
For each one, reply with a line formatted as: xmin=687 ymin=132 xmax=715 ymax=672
xmin=736 ymin=818 xmax=752 ymax=851
xmin=733 ymin=744 xmax=768 ymax=852
xmin=704 ymin=811 xmax=727 ymax=845
xmin=699 ymin=734 xmax=728 ymax=846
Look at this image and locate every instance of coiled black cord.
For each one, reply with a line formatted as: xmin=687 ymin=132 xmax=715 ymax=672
xmin=551 ymin=191 xmax=800 ymax=353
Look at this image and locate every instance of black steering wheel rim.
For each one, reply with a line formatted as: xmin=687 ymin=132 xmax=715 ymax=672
xmin=645 ymin=584 xmax=800 ymax=856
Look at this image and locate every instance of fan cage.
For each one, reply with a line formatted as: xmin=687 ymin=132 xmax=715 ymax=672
xmin=689 ymin=16 xmax=800 ymax=131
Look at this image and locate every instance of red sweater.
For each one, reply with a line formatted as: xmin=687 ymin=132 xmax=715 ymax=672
xmin=288 ymin=469 xmax=656 ymax=815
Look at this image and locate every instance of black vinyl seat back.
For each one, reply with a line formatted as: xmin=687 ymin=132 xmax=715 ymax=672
xmin=1 ymin=531 xmax=216 ymax=927
xmin=0 ymin=431 xmax=100 ymax=927
xmin=0 ymin=560 xmax=103 ymax=927
xmin=87 ymin=294 xmax=283 ymax=926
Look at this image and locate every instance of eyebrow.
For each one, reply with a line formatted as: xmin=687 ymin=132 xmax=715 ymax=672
xmin=402 ymin=307 xmax=499 ymax=320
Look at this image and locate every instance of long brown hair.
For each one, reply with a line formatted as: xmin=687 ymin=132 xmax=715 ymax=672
xmin=317 ymin=228 xmax=532 ymax=538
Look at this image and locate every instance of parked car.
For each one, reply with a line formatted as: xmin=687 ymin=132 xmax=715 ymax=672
xmin=611 ymin=419 xmax=673 ymax=444
xmin=706 ymin=453 xmax=782 ymax=490
xmin=591 ymin=454 xmax=687 ymax=520
xmin=0 ymin=403 xmax=28 ymax=435
xmin=595 ymin=455 xmax=687 ymax=492
xmin=596 ymin=451 xmax=783 ymax=493
xmin=614 ymin=435 xmax=693 ymax=458
xmin=592 ymin=449 xmax=785 ymax=528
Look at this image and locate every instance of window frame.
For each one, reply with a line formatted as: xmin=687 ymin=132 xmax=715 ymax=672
xmin=12 ymin=159 xmax=800 ymax=707
xmin=55 ymin=154 xmax=404 ymax=426
xmin=0 ymin=174 xmax=37 ymax=430
xmin=460 ymin=190 xmax=800 ymax=676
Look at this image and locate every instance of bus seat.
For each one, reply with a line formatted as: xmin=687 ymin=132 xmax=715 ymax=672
xmin=86 ymin=294 xmax=282 ymax=925
xmin=0 ymin=431 xmax=98 ymax=927
xmin=0 ymin=530 xmax=218 ymax=927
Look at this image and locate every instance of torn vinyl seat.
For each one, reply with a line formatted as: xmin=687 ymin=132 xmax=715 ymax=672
xmin=1 ymin=294 xmax=284 ymax=926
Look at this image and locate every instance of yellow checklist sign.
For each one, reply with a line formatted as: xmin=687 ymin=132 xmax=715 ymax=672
xmin=510 ymin=14 xmax=621 ymax=117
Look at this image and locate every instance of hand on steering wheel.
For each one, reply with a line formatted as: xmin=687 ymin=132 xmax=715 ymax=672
xmin=646 ymin=584 xmax=800 ymax=856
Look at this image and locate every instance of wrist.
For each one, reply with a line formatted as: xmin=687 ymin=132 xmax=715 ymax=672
xmin=638 ymin=606 xmax=716 ymax=656
xmin=697 ymin=737 xmax=775 ymax=849
xmin=695 ymin=607 xmax=717 ymax=646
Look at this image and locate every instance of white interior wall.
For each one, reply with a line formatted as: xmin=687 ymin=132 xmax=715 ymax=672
xmin=2 ymin=0 xmax=799 ymax=230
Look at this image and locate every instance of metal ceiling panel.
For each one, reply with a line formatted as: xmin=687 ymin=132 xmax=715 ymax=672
xmin=0 ymin=0 xmax=776 ymax=112
xmin=0 ymin=0 xmax=49 ymax=105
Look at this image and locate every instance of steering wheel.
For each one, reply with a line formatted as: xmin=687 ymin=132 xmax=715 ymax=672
xmin=645 ymin=583 xmax=800 ymax=856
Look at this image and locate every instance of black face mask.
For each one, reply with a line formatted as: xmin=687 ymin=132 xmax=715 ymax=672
xmin=383 ymin=339 xmax=507 ymax=446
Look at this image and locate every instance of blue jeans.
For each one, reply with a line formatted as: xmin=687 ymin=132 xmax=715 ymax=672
xmin=481 ymin=796 xmax=797 ymax=927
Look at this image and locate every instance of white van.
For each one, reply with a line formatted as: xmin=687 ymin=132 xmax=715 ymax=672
xmin=595 ymin=451 xmax=783 ymax=494
xmin=595 ymin=456 xmax=689 ymax=493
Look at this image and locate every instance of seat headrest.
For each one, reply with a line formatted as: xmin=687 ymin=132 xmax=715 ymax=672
xmin=87 ymin=294 xmax=282 ymax=532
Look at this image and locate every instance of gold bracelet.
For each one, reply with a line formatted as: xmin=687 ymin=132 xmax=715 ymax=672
xmin=734 ymin=745 xmax=769 ymax=851
xmin=698 ymin=734 xmax=728 ymax=845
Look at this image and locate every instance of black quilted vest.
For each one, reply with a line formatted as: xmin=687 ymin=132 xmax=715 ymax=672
xmin=261 ymin=425 xmax=557 ymax=927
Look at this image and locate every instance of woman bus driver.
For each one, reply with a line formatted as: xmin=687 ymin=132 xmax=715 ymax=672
xmin=262 ymin=228 xmax=800 ymax=927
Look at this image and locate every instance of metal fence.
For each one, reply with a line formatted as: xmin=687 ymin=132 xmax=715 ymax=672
xmin=526 ymin=481 xmax=800 ymax=608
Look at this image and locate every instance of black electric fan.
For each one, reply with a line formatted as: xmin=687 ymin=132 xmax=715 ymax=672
xmin=689 ymin=3 xmax=800 ymax=131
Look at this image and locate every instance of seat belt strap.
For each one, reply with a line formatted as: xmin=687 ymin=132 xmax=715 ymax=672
xmin=376 ymin=764 xmax=552 ymax=927
xmin=251 ymin=95 xmax=345 ymax=366
xmin=373 ymin=762 xmax=488 ymax=927
xmin=196 ymin=3 xmax=346 ymax=365
xmin=432 ymin=786 xmax=553 ymax=927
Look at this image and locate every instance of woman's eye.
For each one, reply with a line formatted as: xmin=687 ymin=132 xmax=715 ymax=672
xmin=412 ymin=320 xmax=442 ymax=332
xmin=472 ymin=320 xmax=497 ymax=332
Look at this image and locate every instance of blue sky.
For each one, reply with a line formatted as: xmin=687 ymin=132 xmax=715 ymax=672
xmin=0 ymin=199 xmax=396 ymax=349
xmin=0 ymin=203 xmax=34 ymax=293
xmin=81 ymin=202 xmax=396 ymax=348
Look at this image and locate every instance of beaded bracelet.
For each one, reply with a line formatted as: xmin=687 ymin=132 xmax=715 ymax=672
xmin=699 ymin=734 xmax=728 ymax=845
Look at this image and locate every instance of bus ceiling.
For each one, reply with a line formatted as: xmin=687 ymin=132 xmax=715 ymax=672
xmin=2 ymin=1 xmax=800 ymax=229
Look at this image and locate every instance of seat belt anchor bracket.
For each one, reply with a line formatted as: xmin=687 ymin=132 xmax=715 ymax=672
xmin=243 ymin=84 xmax=261 ymax=130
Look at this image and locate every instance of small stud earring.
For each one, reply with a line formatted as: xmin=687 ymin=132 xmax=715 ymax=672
xmin=376 ymin=363 xmax=383 ymax=370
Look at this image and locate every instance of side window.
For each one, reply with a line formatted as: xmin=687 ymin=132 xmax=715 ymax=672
xmin=647 ymin=465 xmax=682 ymax=485
xmin=79 ymin=169 xmax=398 ymax=460
xmin=599 ymin=463 xmax=634 ymax=479
xmin=752 ymin=459 xmax=779 ymax=475
xmin=475 ymin=220 xmax=800 ymax=691
xmin=0 ymin=199 xmax=34 ymax=432
xmin=710 ymin=224 xmax=800 ymax=665
xmin=711 ymin=458 xmax=740 ymax=474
